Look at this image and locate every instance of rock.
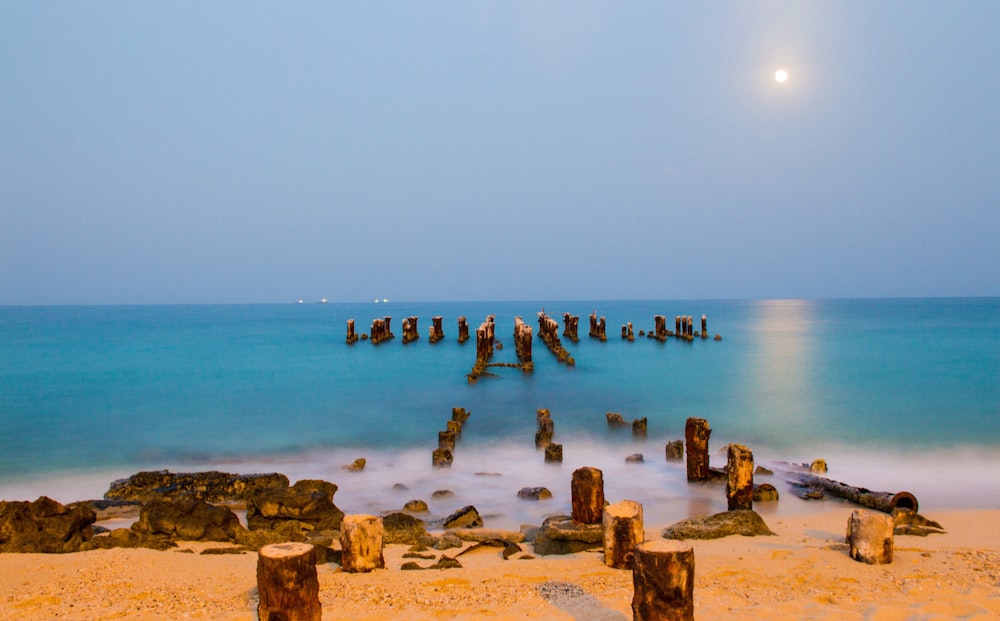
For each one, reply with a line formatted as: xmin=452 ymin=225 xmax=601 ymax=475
xmin=0 ymin=496 xmax=96 ymax=553
xmin=392 ymin=483 xmax=409 ymax=491
xmin=892 ymin=508 xmax=946 ymax=537
xmin=382 ymin=512 xmax=428 ymax=545
xmin=457 ymin=539 xmax=522 ymax=560
xmin=753 ymin=483 xmax=780 ymax=502
xmin=401 ymin=561 xmax=424 ymax=571
xmin=428 ymin=555 xmax=462 ymax=569
xmin=661 ymin=510 xmax=776 ymax=540
xmin=606 ymin=412 xmax=629 ymax=428
xmin=625 ymin=453 xmax=644 ymax=463
xmin=664 ymin=440 xmax=684 ymax=461
xmin=433 ymin=534 xmax=463 ymax=550
xmin=403 ymin=499 xmax=429 ymax=513
xmin=344 ymin=458 xmax=366 ymax=472
xmin=714 ymin=334 xmax=722 ymax=341
xmin=443 ymin=505 xmax=483 ymax=529
xmin=104 ymin=470 xmax=289 ymax=504
xmin=431 ymin=489 xmax=455 ymax=499
xmin=754 ymin=466 xmax=774 ymax=476
xmin=432 ymin=447 xmax=454 ymax=468
xmin=88 ymin=527 xmax=176 ymax=551
xmin=810 ymin=459 xmax=828 ymax=473
xmin=245 ymin=479 xmax=345 ymax=537
xmin=131 ymin=498 xmax=242 ymax=542
xmin=71 ymin=499 xmax=142 ymax=521
xmin=532 ymin=515 xmax=603 ymax=556
xmin=801 ymin=490 xmax=825 ymax=500
xmin=517 ymin=487 xmax=552 ymax=501
xmin=444 ymin=528 xmax=526 ymax=544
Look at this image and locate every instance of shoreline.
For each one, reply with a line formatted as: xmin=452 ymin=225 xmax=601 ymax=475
xmin=1 ymin=506 xmax=998 ymax=620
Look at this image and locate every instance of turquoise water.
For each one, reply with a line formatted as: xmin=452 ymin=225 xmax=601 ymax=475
xmin=1 ymin=298 xmax=998 ymax=526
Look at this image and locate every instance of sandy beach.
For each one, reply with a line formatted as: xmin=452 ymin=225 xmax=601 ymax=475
xmin=2 ymin=507 xmax=998 ymax=620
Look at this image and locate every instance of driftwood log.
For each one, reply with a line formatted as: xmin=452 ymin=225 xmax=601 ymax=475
xmin=787 ymin=471 xmax=919 ymax=513
xmin=257 ymin=542 xmax=321 ymax=621
xmin=632 ymin=539 xmax=695 ymax=621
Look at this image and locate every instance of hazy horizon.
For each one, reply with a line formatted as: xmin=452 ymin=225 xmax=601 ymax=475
xmin=3 ymin=2 xmax=998 ymax=306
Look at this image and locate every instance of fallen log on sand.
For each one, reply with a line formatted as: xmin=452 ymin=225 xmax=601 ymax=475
xmin=786 ymin=471 xmax=918 ymax=514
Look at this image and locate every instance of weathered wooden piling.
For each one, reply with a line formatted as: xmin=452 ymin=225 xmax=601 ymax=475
xmin=631 ymin=540 xmax=695 ymax=621
xmin=438 ymin=430 xmax=456 ymax=451
xmin=684 ymin=418 xmax=712 ymax=482
xmin=457 ymin=316 xmax=470 ymax=343
xmin=452 ymin=407 xmax=471 ymax=423
xmin=402 ymin=316 xmax=420 ymax=344
xmin=429 ymin=316 xmax=444 ymax=343
xmin=432 ymin=447 xmax=453 ymax=467
xmin=346 ymin=319 xmax=359 ymax=345
xmin=621 ymin=322 xmax=634 ymax=341
xmin=571 ymin=466 xmax=605 ymax=525
xmin=513 ymin=317 xmax=534 ymax=369
xmin=726 ymin=443 xmax=754 ymax=511
xmin=339 ymin=514 xmax=385 ymax=573
xmin=535 ymin=408 xmax=554 ymax=449
xmin=675 ymin=315 xmax=681 ymax=336
xmin=632 ymin=417 xmax=647 ymax=438
xmin=654 ymin=315 xmax=668 ymax=341
xmin=544 ymin=443 xmax=563 ymax=463
xmin=538 ymin=312 xmax=575 ymax=365
xmin=847 ymin=509 xmax=894 ymax=564
xmin=589 ymin=311 xmax=608 ymax=341
xmin=446 ymin=419 xmax=462 ymax=437
xmin=686 ymin=316 xmax=694 ymax=339
xmin=563 ymin=313 xmax=580 ymax=342
xmin=466 ymin=315 xmax=496 ymax=382
xmin=700 ymin=314 xmax=707 ymax=338
xmin=603 ymin=500 xmax=644 ymax=570
xmin=665 ymin=440 xmax=684 ymax=461
xmin=257 ymin=542 xmax=321 ymax=621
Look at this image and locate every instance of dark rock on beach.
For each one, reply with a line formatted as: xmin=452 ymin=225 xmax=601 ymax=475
xmin=131 ymin=497 xmax=242 ymax=542
xmin=443 ymin=505 xmax=483 ymax=529
xmin=0 ymin=496 xmax=96 ymax=553
xmin=753 ymin=483 xmax=780 ymax=502
xmin=382 ymin=512 xmax=429 ymax=545
xmin=403 ymin=499 xmax=429 ymax=513
xmin=661 ymin=510 xmax=776 ymax=540
xmin=517 ymin=487 xmax=553 ymax=501
xmin=104 ymin=470 xmax=290 ymax=504
xmin=532 ymin=515 xmax=603 ymax=556
xmin=245 ymin=479 xmax=345 ymax=536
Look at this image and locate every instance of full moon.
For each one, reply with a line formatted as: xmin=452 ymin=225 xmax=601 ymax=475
xmin=775 ymin=69 xmax=789 ymax=83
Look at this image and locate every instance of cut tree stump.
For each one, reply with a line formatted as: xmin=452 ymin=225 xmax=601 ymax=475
xmin=632 ymin=539 xmax=695 ymax=621
xmin=571 ymin=467 xmax=605 ymax=525
xmin=603 ymin=499 xmax=644 ymax=569
xmin=847 ymin=509 xmax=894 ymax=564
xmin=257 ymin=542 xmax=321 ymax=621
xmin=339 ymin=514 xmax=385 ymax=573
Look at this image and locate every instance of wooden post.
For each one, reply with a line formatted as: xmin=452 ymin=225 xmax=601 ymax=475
xmin=571 ymin=466 xmax=604 ymax=525
xmin=563 ymin=313 xmax=579 ymax=342
xmin=438 ymin=430 xmax=456 ymax=451
xmin=346 ymin=319 xmax=358 ymax=345
xmin=339 ymin=514 xmax=385 ymax=573
xmin=632 ymin=540 xmax=695 ymax=621
xmin=402 ymin=316 xmax=419 ymax=344
xmin=544 ymin=443 xmax=563 ymax=463
xmin=686 ymin=316 xmax=694 ymax=338
xmin=665 ymin=440 xmax=684 ymax=461
xmin=535 ymin=409 xmax=554 ymax=449
xmin=700 ymin=314 xmax=707 ymax=338
xmin=457 ymin=316 xmax=470 ymax=343
xmin=847 ymin=510 xmax=894 ymax=564
xmin=429 ymin=316 xmax=444 ymax=343
xmin=684 ymin=418 xmax=711 ymax=482
xmin=632 ymin=417 xmax=647 ymax=438
xmin=432 ymin=447 xmax=453 ymax=467
xmin=603 ymin=500 xmax=644 ymax=570
xmin=257 ymin=542 xmax=321 ymax=621
xmin=675 ymin=316 xmax=681 ymax=336
xmin=726 ymin=443 xmax=754 ymax=511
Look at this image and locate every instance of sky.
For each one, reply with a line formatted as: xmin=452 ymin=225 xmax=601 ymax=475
xmin=2 ymin=1 xmax=998 ymax=305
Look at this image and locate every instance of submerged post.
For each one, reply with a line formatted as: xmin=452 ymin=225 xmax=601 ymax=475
xmin=726 ymin=443 xmax=754 ymax=511
xmin=429 ymin=316 xmax=444 ymax=343
xmin=457 ymin=316 xmax=470 ymax=343
xmin=346 ymin=319 xmax=359 ymax=345
xmin=684 ymin=418 xmax=711 ymax=482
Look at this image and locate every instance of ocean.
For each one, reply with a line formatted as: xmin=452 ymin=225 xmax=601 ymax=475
xmin=1 ymin=298 xmax=998 ymax=529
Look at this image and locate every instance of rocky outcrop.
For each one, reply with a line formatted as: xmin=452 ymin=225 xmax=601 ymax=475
xmin=104 ymin=470 xmax=290 ymax=504
xmin=661 ymin=510 xmax=775 ymax=540
xmin=245 ymin=479 xmax=344 ymax=537
xmin=0 ymin=496 xmax=96 ymax=553
xmin=131 ymin=497 xmax=242 ymax=542
xmin=532 ymin=515 xmax=603 ymax=556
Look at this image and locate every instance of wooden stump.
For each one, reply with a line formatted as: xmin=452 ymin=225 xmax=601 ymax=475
xmin=684 ymin=418 xmax=711 ymax=482
xmin=726 ymin=443 xmax=754 ymax=511
xmin=603 ymin=500 xmax=644 ymax=569
xmin=847 ymin=509 xmax=894 ymax=564
xmin=664 ymin=440 xmax=684 ymax=461
xmin=432 ymin=447 xmax=453 ymax=468
xmin=571 ymin=466 xmax=605 ymax=525
xmin=632 ymin=539 xmax=694 ymax=621
xmin=544 ymin=443 xmax=563 ymax=463
xmin=257 ymin=542 xmax=321 ymax=621
xmin=339 ymin=514 xmax=385 ymax=573
xmin=438 ymin=430 xmax=456 ymax=451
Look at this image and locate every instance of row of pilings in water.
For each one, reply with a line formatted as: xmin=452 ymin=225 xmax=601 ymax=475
xmin=344 ymin=311 xmax=721 ymax=383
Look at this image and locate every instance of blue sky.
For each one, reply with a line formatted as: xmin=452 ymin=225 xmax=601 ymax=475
xmin=2 ymin=2 xmax=998 ymax=304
